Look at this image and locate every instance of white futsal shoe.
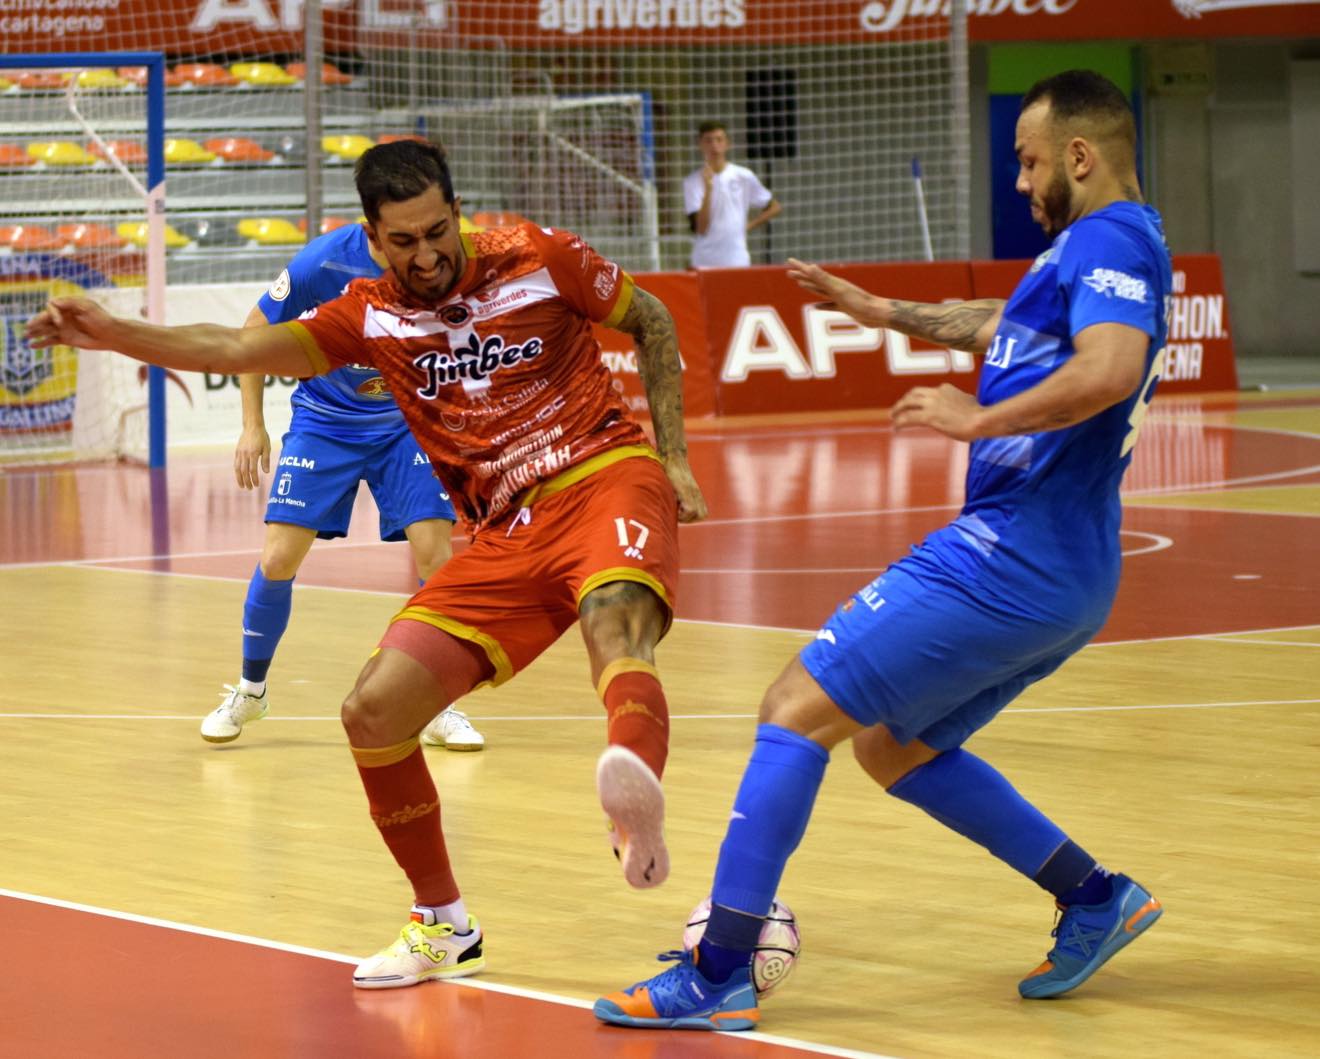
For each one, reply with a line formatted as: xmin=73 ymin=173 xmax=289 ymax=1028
xmin=200 ymin=685 xmax=269 ymax=743
xmin=353 ymin=909 xmax=485 ymax=989
xmin=596 ymin=745 xmax=669 ymax=889
xmin=420 ymin=707 xmax=485 ymax=751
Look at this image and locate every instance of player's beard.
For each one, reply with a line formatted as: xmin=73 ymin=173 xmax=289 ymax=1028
xmin=1037 ymin=168 xmax=1073 ymax=238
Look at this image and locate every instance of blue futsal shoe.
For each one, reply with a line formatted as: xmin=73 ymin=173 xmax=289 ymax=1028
xmin=594 ymin=949 xmax=759 ymax=1030
xmin=1019 ymin=873 xmax=1162 ymax=999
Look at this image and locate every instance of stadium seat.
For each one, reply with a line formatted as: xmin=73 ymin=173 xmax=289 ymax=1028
xmin=0 ymin=144 xmax=37 ymax=167
xmin=230 ymin=62 xmax=296 ymax=87
xmin=286 ymin=62 xmax=353 ymax=86
xmin=164 ymin=138 xmax=216 ymax=164
xmin=172 ymin=63 xmax=236 ymax=88
xmin=322 ymin=134 xmax=375 ymax=161
xmin=0 ymin=76 xmax=12 ymax=91
xmin=0 ymin=225 xmax=63 ymax=251
xmin=471 ymin=210 xmax=531 ymax=228
xmin=27 ymin=141 xmax=95 ymax=166
xmin=459 ymin=215 xmax=482 ymax=234
xmin=297 ymin=216 xmax=353 ymax=235
xmin=116 ymin=221 xmax=191 ymax=249
xmin=74 ymin=69 xmax=128 ymax=90
xmin=237 ymin=218 xmax=306 ymax=245
xmin=204 ymin=137 xmax=275 ymax=163
xmin=88 ymin=139 xmax=148 ymax=165
xmin=56 ymin=223 xmax=126 ymax=249
xmin=117 ymin=66 xmax=188 ymax=88
xmin=377 ymin=133 xmax=427 ymax=145
xmin=14 ymin=72 xmax=69 ymax=90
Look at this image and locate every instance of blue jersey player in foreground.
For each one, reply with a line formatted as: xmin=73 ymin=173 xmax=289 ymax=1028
xmin=596 ymin=69 xmax=1171 ymax=1030
xmin=200 ymin=220 xmax=484 ymax=751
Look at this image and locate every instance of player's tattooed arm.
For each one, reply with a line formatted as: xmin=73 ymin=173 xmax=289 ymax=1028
xmin=886 ymin=298 xmax=1005 ymax=354
xmin=616 ymin=286 xmax=709 ymax=523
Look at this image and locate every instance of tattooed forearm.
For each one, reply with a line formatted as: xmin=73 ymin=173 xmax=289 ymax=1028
xmin=617 ymin=288 xmax=687 ymax=457
xmin=887 ymin=298 xmax=1005 ymax=353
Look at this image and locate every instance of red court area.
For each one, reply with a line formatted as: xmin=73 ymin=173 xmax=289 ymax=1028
xmin=3 ymin=401 xmax=1319 ymax=640
xmin=0 ymin=894 xmax=827 ymax=1059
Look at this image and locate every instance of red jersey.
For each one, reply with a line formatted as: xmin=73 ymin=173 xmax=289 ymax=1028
xmin=285 ymin=223 xmax=648 ymax=530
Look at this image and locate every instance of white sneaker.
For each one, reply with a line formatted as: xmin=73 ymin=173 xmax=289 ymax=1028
xmin=200 ymin=685 xmax=269 ymax=744
xmin=420 ymin=707 xmax=485 ymax=751
xmin=352 ymin=911 xmax=485 ymax=989
xmin=596 ymin=746 xmax=668 ymax=889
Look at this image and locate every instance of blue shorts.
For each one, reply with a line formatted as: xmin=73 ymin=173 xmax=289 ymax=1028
xmin=265 ymin=427 xmax=455 ymax=540
xmin=800 ymin=558 xmax=1098 ymax=751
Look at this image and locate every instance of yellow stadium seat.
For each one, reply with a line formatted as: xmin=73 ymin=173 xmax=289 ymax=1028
xmin=321 ymin=134 xmax=375 ymax=161
xmin=27 ymin=141 xmax=94 ymax=166
xmin=75 ymin=69 xmax=128 ymax=90
xmin=164 ymin=138 xmax=216 ymax=164
xmin=0 ymin=77 xmax=12 ymax=91
xmin=116 ymin=221 xmax=191 ymax=249
xmin=237 ymin=218 xmax=306 ymax=246
xmin=230 ymin=62 xmax=296 ymax=87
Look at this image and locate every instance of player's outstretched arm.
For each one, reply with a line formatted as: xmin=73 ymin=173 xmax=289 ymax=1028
xmin=28 ymin=296 xmax=314 ymax=379
xmin=615 ymin=287 xmax=708 ymax=523
xmin=893 ymin=322 xmax=1150 ymax=441
xmin=787 ymin=258 xmax=1004 ymax=355
xmin=234 ymin=306 xmax=277 ymax=490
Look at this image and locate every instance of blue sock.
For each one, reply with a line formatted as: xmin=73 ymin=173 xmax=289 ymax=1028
xmin=888 ymin=748 xmax=1098 ymax=894
xmin=699 ymin=724 xmax=829 ymax=984
xmin=240 ymin=564 xmax=294 ymax=686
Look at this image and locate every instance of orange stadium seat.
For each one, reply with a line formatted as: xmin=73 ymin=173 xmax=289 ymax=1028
xmin=297 ymin=216 xmax=353 ymax=235
xmin=56 ymin=223 xmax=126 ymax=249
xmin=286 ymin=62 xmax=353 ymax=86
xmin=377 ymin=133 xmax=427 ymax=145
xmin=172 ymin=63 xmax=236 ymax=88
xmin=204 ymin=137 xmax=275 ymax=163
xmin=88 ymin=139 xmax=148 ymax=165
xmin=27 ymin=141 xmax=94 ymax=166
xmin=471 ymin=210 xmax=531 ymax=229
xmin=0 ymin=144 xmax=37 ymax=167
xmin=230 ymin=62 xmax=296 ymax=87
xmin=0 ymin=225 xmax=63 ymax=251
xmin=117 ymin=66 xmax=188 ymax=88
xmin=15 ymin=72 xmax=69 ymax=90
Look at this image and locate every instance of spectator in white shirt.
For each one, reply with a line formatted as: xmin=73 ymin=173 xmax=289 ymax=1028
xmin=682 ymin=121 xmax=783 ymax=268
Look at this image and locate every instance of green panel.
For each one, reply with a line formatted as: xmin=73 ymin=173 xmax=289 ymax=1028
xmin=989 ymin=44 xmax=1135 ymax=97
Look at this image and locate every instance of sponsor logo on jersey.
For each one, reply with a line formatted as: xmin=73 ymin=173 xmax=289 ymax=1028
xmin=356 ymin=375 xmax=391 ymax=398
xmin=414 ymin=332 xmax=545 ymax=397
xmin=279 ymin=455 xmax=316 ymax=469
xmin=1082 ymin=268 xmax=1148 ymax=303
xmin=268 ymin=269 xmax=292 ymax=302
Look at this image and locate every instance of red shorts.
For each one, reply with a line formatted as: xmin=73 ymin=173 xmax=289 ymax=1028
xmin=386 ymin=453 xmax=679 ymax=686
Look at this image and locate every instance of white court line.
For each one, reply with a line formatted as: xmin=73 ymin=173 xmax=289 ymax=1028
xmin=1124 ymin=501 xmax=1320 ymax=519
xmin=1198 ymin=637 xmax=1320 ymax=648
xmin=0 ymin=888 xmax=899 ymax=1059
xmin=4 ymin=698 xmax=1319 ymax=723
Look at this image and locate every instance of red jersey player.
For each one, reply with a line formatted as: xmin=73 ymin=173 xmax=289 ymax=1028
xmin=28 ymin=140 xmax=707 ymax=989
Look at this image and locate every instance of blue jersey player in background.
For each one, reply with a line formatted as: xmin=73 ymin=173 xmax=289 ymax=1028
xmin=597 ymin=69 xmax=1172 ymax=1030
xmin=200 ymin=219 xmax=485 ymax=752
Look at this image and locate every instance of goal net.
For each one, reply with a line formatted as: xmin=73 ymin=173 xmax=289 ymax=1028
xmin=1 ymin=3 xmax=968 ymax=460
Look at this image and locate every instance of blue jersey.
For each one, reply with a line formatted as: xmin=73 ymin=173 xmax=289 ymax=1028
xmin=257 ymin=223 xmax=402 ymax=438
xmin=917 ymin=202 xmax=1173 ymax=626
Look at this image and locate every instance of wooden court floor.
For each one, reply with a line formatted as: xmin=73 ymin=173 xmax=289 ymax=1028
xmin=2 ymin=391 xmax=1319 ymax=1059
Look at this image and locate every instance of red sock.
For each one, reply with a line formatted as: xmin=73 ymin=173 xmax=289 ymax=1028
xmin=599 ymin=660 xmax=670 ymax=780
xmin=352 ymin=739 xmax=459 ymax=907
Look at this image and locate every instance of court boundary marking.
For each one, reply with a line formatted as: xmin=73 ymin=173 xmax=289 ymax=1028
xmin=0 ymin=888 xmax=898 ymax=1059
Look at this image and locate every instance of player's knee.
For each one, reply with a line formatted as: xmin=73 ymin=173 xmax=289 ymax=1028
xmin=341 ymin=682 xmax=396 ymax=745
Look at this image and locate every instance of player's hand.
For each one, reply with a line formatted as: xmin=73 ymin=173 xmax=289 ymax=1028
xmin=785 ymin=259 xmax=884 ymax=328
xmin=663 ymin=454 xmax=708 ymax=523
xmin=26 ymin=297 xmax=116 ymax=350
xmin=892 ymin=384 xmax=985 ymax=442
xmin=234 ymin=424 xmax=271 ymax=490
xmin=702 ymin=164 xmax=715 ymax=188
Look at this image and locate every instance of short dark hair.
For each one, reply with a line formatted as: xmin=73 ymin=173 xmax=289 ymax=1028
xmin=697 ymin=120 xmax=727 ymax=138
xmin=355 ymin=140 xmax=455 ymax=222
xmin=1021 ymin=69 xmax=1136 ymax=148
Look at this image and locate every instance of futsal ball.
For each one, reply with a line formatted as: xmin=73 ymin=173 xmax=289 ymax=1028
xmin=683 ymin=896 xmax=801 ymax=998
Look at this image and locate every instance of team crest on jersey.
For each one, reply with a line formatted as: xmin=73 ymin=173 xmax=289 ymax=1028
xmin=440 ymin=304 xmax=472 ymax=327
xmin=594 ymin=262 xmax=620 ymax=300
xmin=356 ymin=375 xmax=391 ymax=398
xmin=268 ymin=269 xmax=292 ymax=301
